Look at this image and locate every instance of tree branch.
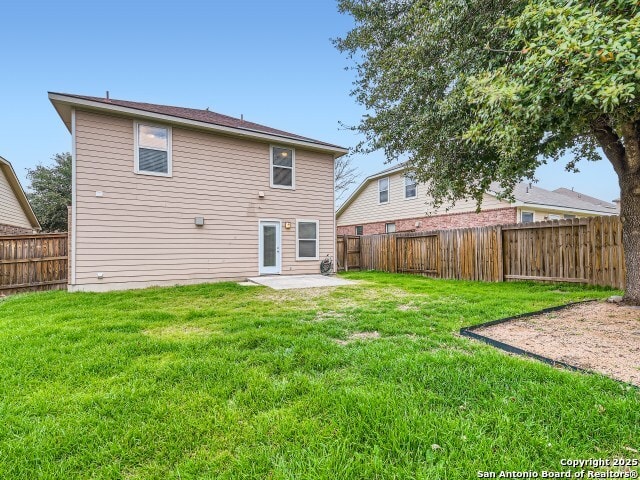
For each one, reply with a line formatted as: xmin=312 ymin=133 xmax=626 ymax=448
xmin=591 ymin=116 xmax=626 ymax=176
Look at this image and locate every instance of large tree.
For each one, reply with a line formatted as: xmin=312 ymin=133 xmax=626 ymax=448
xmin=27 ymin=152 xmax=72 ymax=232
xmin=336 ymin=0 xmax=640 ymax=303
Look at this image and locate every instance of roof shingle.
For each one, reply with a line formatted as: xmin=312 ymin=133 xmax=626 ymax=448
xmin=52 ymin=93 xmax=345 ymax=150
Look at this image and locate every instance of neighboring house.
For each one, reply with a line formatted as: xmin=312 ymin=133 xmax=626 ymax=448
xmin=49 ymin=92 xmax=347 ymax=292
xmin=0 ymin=156 xmax=40 ymax=235
xmin=337 ymin=163 xmax=618 ymax=235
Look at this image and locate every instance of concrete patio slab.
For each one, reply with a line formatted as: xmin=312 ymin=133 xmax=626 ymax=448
xmin=246 ymin=275 xmax=356 ymax=290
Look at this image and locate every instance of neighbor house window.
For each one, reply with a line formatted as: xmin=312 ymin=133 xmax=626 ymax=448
xmin=355 ymin=225 xmax=363 ymax=236
xmin=297 ymin=220 xmax=319 ymax=260
xmin=135 ymin=122 xmax=171 ymax=176
xmin=521 ymin=211 xmax=534 ymax=223
xmin=404 ymin=176 xmax=417 ymax=198
xmin=564 ymin=214 xmax=576 ymax=219
xmin=379 ymin=177 xmax=389 ymax=203
xmin=271 ymin=146 xmax=294 ymax=188
xmin=386 ymin=223 xmax=396 ymax=233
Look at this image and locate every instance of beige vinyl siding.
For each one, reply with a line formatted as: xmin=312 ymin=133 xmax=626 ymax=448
xmin=337 ymin=171 xmax=509 ymax=226
xmin=73 ymin=110 xmax=335 ymax=290
xmin=0 ymin=168 xmax=32 ymax=229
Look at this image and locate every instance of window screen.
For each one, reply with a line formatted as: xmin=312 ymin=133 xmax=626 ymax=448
xmin=404 ymin=176 xmax=417 ymax=198
xmin=272 ymin=147 xmax=294 ymax=187
xmin=137 ymin=124 xmax=170 ymax=174
xmin=522 ymin=212 xmax=534 ymax=223
xmin=379 ymin=177 xmax=389 ymax=203
xmin=297 ymin=221 xmax=318 ymax=259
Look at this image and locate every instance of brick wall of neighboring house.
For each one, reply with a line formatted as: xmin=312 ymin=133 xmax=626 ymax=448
xmin=337 ymin=207 xmax=518 ymax=235
xmin=0 ymin=223 xmax=34 ymax=235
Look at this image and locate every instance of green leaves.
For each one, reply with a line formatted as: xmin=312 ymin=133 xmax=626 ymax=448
xmin=465 ymin=0 xmax=640 ymax=157
xmin=337 ymin=0 xmax=640 ymax=207
xmin=26 ymin=152 xmax=71 ymax=232
xmin=336 ymin=0 xmax=530 ymax=206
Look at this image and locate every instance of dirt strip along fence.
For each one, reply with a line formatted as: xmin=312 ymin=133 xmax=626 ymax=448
xmin=337 ymin=216 xmax=625 ymax=289
xmin=0 ymin=233 xmax=68 ymax=295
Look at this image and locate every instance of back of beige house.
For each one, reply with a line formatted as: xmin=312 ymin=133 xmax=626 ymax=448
xmin=49 ymin=93 xmax=347 ymax=292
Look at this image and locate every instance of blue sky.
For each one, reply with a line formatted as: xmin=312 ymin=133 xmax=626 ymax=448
xmin=1 ymin=0 xmax=619 ymax=204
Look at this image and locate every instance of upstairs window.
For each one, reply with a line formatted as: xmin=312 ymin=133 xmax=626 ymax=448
xmin=135 ymin=123 xmax=171 ymax=176
xmin=404 ymin=176 xmax=417 ymax=199
xmin=297 ymin=220 xmax=319 ymax=260
xmin=379 ymin=177 xmax=389 ymax=203
xmin=271 ymin=146 xmax=294 ymax=188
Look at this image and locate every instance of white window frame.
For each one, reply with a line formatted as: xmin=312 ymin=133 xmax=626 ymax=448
xmin=385 ymin=222 xmax=396 ymax=233
xmin=404 ymin=175 xmax=417 ymax=199
xmin=296 ymin=219 xmax=319 ymax=260
xmin=270 ymin=145 xmax=295 ymax=190
xmin=355 ymin=225 xmax=363 ymax=236
xmin=134 ymin=121 xmax=172 ymax=177
xmin=521 ymin=211 xmax=535 ymax=223
xmin=379 ymin=177 xmax=390 ymax=204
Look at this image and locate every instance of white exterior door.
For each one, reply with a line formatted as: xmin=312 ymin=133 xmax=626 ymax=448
xmin=259 ymin=221 xmax=281 ymax=275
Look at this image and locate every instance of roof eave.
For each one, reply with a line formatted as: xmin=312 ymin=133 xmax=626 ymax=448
xmin=48 ymin=93 xmax=348 ymax=157
xmin=511 ymin=200 xmax=616 ymax=215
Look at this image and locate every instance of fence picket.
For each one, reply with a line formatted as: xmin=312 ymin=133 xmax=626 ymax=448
xmin=0 ymin=233 xmax=68 ymax=295
xmin=337 ymin=216 xmax=624 ymax=289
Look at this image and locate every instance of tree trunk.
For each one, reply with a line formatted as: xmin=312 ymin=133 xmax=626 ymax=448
xmin=619 ymin=172 xmax=640 ymax=304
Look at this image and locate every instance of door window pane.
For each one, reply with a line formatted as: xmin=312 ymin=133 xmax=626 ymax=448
xmin=263 ymin=225 xmax=276 ymax=267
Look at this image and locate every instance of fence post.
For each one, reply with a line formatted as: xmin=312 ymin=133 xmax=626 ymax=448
xmin=496 ymin=225 xmax=504 ymax=282
xmin=343 ymin=234 xmax=349 ymax=272
xmin=391 ymin=234 xmax=397 ymax=273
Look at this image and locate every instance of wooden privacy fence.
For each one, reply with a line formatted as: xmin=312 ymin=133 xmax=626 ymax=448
xmin=337 ymin=216 xmax=625 ymax=289
xmin=0 ymin=233 xmax=68 ymax=295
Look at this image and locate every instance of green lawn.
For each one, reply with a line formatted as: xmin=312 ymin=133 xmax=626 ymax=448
xmin=0 ymin=272 xmax=637 ymax=479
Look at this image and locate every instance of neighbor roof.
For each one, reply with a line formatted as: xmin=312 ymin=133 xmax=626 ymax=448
xmin=0 ymin=156 xmax=41 ymax=230
xmin=337 ymin=161 xmax=617 ymax=217
xmin=48 ymin=92 xmax=348 ymax=157
xmin=553 ymin=187 xmax=618 ymax=209
xmin=490 ymin=183 xmax=617 ymax=214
